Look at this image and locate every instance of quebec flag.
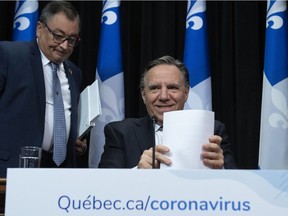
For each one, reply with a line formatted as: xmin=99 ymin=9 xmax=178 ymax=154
xmin=89 ymin=0 xmax=125 ymax=168
xmin=12 ymin=0 xmax=38 ymax=41
xmin=259 ymin=0 xmax=288 ymax=169
xmin=183 ymin=0 xmax=211 ymax=110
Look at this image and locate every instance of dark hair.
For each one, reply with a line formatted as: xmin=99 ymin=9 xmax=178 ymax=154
xmin=39 ymin=1 xmax=80 ymax=29
xmin=139 ymin=55 xmax=190 ymax=90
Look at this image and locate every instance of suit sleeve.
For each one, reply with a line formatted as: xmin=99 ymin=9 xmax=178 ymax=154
xmin=215 ymin=121 xmax=238 ymax=169
xmin=98 ymin=123 xmax=126 ymax=168
xmin=0 ymin=43 xmax=8 ymax=93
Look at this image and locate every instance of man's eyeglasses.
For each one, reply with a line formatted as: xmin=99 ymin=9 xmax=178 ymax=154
xmin=43 ymin=22 xmax=80 ymax=47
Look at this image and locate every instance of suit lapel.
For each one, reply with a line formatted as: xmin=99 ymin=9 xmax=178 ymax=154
xmin=63 ymin=62 xmax=77 ymax=113
xmin=63 ymin=62 xmax=77 ymax=141
xmin=30 ymin=41 xmax=46 ymax=122
xmin=134 ymin=116 xmax=154 ymax=152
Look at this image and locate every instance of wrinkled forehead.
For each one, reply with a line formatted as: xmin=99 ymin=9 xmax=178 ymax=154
xmin=145 ymin=64 xmax=184 ymax=85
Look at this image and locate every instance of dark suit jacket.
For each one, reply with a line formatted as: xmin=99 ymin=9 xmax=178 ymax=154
xmin=0 ymin=41 xmax=81 ymax=177
xmin=99 ymin=115 xmax=237 ymax=169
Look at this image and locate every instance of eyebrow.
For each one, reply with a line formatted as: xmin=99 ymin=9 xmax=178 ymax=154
xmin=51 ymin=27 xmax=79 ymax=38
xmin=168 ymin=83 xmax=181 ymax=88
xmin=147 ymin=83 xmax=181 ymax=88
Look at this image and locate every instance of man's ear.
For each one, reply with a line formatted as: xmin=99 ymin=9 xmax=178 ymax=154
xmin=141 ymin=90 xmax=146 ymax=104
xmin=184 ymin=87 xmax=189 ymax=102
xmin=36 ymin=21 xmax=43 ymax=38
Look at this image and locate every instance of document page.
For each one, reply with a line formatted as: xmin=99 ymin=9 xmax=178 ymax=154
xmin=78 ymin=80 xmax=102 ymax=138
xmin=161 ymin=110 xmax=214 ymax=169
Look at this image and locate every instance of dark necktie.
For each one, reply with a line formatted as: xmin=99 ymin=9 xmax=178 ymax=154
xmin=51 ymin=62 xmax=67 ymax=166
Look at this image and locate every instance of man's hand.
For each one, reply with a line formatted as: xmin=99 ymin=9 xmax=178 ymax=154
xmin=137 ymin=145 xmax=171 ymax=169
xmin=201 ymin=135 xmax=224 ymax=169
xmin=76 ymin=138 xmax=87 ymax=155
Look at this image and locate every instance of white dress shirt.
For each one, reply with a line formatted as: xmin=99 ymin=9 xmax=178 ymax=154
xmin=155 ymin=124 xmax=163 ymax=146
xmin=40 ymin=52 xmax=71 ymax=152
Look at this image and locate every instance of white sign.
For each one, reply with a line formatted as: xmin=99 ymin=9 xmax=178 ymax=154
xmin=5 ymin=169 xmax=288 ymax=216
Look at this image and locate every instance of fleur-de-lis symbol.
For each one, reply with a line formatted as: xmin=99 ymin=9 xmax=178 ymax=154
xmin=266 ymin=0 xmax=286 ymax=29
xmin=269 ymin=87 xmax=288 ymax=129
xmin=102 ymin=0 xmax=120 ymax=25
xmin=186 ymin=0 xmax=206 ymax=30
xmin=13 ymin=0 xmax=38 ymax=31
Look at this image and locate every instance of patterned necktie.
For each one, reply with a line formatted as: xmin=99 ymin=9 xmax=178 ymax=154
xmin=51 ymin=62 xmax=67 ymax=166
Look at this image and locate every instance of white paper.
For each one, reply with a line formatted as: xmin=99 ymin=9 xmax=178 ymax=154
xmin=161 ymin=110 xmax=214 ymax=169
xmin=78 ymin=80 xmax=102 ymax=138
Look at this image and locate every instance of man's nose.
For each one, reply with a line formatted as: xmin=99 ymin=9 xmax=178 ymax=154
xmin=60 ymin=40 xmax=69 ymax=49
xmin=159 ymin=88 xmax=169 ymax=100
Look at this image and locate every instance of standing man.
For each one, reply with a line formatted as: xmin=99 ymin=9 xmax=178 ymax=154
xmin=99 ymin=56 xmax=237 ymax=169
xmin=0 ymin=1 xmax=86 ymax=178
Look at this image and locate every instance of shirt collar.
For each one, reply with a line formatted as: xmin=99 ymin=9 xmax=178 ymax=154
xmin=154 ymin=124 xmax=163 ymax=132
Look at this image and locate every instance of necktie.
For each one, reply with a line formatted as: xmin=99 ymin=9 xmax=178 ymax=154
xmin=51 ymin=62 xmax=67 ymax=166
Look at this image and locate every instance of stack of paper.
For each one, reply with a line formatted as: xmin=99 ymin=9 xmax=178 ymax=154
xmin=161 ymin=110 xmax=214 ymax=169
xmin=77 ymin=80 xmax=102 ymax=139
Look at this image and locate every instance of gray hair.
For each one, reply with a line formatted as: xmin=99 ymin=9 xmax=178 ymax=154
xmin=39 ymin=1 xmax=80 ymax=29
xmin=139 ymin=55 xmax=190 ymax=90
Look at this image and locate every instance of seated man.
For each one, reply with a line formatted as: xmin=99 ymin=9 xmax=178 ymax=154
xmin=99 ymin=55 xmax=237 ymax=169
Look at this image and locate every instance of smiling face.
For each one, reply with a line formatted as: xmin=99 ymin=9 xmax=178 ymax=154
xmin=141 ymin=64 xmax=189 ymax=125
xmin=36 ymin=12 xmax=80 ymax=64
